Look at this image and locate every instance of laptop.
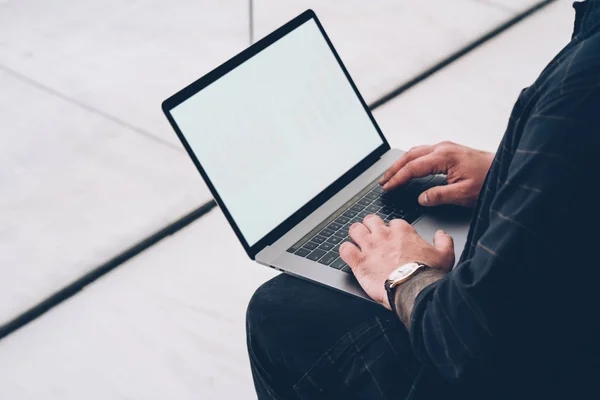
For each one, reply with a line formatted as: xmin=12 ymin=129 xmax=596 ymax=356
xmin=162 ymin=10 xmax=471 ymax=303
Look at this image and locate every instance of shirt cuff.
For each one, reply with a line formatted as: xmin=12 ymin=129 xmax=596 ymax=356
xmin=409 ymin=278 xmax=443 ymax=367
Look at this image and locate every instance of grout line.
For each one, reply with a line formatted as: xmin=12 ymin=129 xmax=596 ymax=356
xmin=0 ymin=64 xmax=184 ymax=153
xmin=0 ymin=200 xmax=217 ymax=340
xmin=0 ymin=0 xmax=554 ymax=341
xmin=369 ymin=0 xmax=556 ymax=111
xmin=249 ymin=0 xmax=254 ymax=45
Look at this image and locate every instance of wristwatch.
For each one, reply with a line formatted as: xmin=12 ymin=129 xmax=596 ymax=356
xmin=385 ymin=262 xmax=428 ymax=313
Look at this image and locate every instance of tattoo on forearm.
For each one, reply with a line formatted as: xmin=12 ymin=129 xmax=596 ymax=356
xmin=394 ymin=268 xmax=445 ymax=327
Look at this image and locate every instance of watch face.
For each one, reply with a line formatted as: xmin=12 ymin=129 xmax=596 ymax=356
xmin=388 ymin=262 xmax=421 ymax=282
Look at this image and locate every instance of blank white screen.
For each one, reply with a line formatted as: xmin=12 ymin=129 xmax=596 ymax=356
xmin=170 ymin=20 xmax=383 ymax=246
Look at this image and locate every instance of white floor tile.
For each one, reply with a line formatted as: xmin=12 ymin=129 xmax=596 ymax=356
xmin=374 ymin=0 xmax=574 ymax=153
xmin=476 ymin=0 xmax=549 ymax=12
xmin=254 ymin=0 xmax=521 ymax=104
xmin=0 ymin=71 xmax=211 ymax=325
xmin=0 ymin=0 xmax=249 ymax=146
xmin=0 ymin=209 xmax=276 ymax=400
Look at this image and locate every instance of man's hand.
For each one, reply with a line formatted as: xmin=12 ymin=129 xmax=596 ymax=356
xmin=339 ymin=214 xmax=455 ymax=310
xmin=379 ymin=141 xmax=494 ymax=208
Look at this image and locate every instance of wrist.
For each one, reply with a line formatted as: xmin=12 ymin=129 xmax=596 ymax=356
xmin=385 ymin=262 xmax=429 ymax=312
xmin=393 ymin=267 xmax=444 ymax=326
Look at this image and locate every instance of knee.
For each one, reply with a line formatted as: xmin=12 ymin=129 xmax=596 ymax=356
xmin=246 ymin=275 xmax=300 ymax=395
xmin=246 ymin=274 xmax=288 ymax=345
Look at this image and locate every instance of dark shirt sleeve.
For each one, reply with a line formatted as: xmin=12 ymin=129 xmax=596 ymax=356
xmin=408 ymin=57 xmax=600 ymax=389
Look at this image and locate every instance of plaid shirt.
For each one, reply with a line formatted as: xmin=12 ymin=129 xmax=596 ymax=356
xmin=408 ymin=2 xmax=600 ymax=398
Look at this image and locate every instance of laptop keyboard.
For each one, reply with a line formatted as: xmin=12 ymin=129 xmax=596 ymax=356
xmin=286 ymin=174 xmax=447 ymax=272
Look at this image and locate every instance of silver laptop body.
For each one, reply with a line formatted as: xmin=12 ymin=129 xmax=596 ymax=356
xmin=162 ymin=10 xmax=471 ymax=303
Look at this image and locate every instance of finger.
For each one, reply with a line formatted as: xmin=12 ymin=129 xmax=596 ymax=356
xmin=433 ymin=230 xmax=455 ymax=266
xmin=418 ymin=181 xmax=468 ymax=207
xmin=382 ymin=153 xmax=446 ymax=191
xmin=361 ymin=214 xmax=385 ymax=233
xmin=388 ymin=218 xmax=411 ymax=230
xmin=348 ymin=222 xmax=371 ymax=249
xmin=339 ymin=241 xmax=362 ymax=268
xmin=379 ymin=145 xmax=434 ymax=185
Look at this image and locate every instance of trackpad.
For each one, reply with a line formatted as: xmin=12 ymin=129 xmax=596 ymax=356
xmin=413 ymin=205 xmax=473 ymax=265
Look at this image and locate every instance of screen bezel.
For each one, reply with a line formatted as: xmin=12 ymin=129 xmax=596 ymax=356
xmin=162 ymin=10 xmax=390 ymax=259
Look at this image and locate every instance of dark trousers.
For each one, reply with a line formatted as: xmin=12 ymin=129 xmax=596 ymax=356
xmin=246 ymin=274 xmax=455 ymax=399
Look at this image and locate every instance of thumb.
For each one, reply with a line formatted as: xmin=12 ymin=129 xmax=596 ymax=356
xmin=418 ymin=183 xmax=462 ymax=207
xmin=433 ymin=230 xmax=455 ymax=267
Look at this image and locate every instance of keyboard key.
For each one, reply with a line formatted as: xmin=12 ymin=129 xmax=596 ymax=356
xmin=319 ymin=228 xmax=335 ymax=237
xmin=332 ymin=243 xmax=341 ymax=253
xmin=303 ymin=241 xmax=319 ymax=250
xmin=333 ymin=229 xmax=347 ymax=238
xmin=341 ymin=265 xmax=352 ymax=273
xmin=319 ymin=242 xmax=334 ymax=251
xmin=335 ymin=215 xmax=350 ymax=224
xmin=349 ymin=217 xmax=361 ymax=224
xmin=376 ymin=212 xmax=388 ymax=219
xmin=365 ymin=204 xmax=381 ymax=213
xmin=372 ymin=198 xmax=384 ymax=206
xmin=311 ymin=235 xmax=326 ymax=244
xmin=327 ymin=222 xmax=343 ymax=231
xmin=294 ymin=248 xmax=311 ymax=257
xmin=371 ymin=185 xmax=384 ymax=194
xmin=287 ymin=246 xmax=297 ymax=253
xmin=365 ymin=192 xmax=379 ymax=200
xmin=380 ymin=206 xmax=394 ymax=214
xmin=350 ymin=204 xmax=365 ymax=212
xmin=306 ymin=249 xmax=326 ymax=261
xmin=330 ymin=257 xmax=346 ymax=270
xmin=357 ymin=198 xmax=372 ymax=206
xmin=318 ymin=252 xmax=339 ymax=265
xmin=343 ymin=210 xmax=357 ymax=218
xmin=326 ymin=236 xmax=343 ymax=244
xmin=357 ymin=210 xmax=369 ymax=218
xmin=337 ymin=226 xmax=350 ymax=237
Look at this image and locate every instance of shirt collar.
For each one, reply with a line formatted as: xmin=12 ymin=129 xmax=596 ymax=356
xmin=573 ymin=0 xmax=600 ymax=37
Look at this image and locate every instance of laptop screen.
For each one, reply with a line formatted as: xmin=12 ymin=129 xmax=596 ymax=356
xmin=170 ymin=19 xmax=384 ymax=246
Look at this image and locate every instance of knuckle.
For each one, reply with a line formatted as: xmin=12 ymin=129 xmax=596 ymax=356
xmin=395 ymin=219 xmax=410 ymax=229
xmin=437 ymin=145 xmax=451 ymax=155
xmin=363 ymin=213 xmax=377 ymax=221
xmin=349 ymin=222 xmax=362 ymax=232
xmin=407 ymin=146 xmax=420 ymax=155
xmin=356 ymin=254 xmax=366 ymax=267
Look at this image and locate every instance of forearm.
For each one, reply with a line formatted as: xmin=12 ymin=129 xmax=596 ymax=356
xmin=394 ymin=267 xmax=445 ymax=327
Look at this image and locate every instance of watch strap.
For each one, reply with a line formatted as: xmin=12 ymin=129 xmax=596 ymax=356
xmin=386 ymin=281 xmax=399 ymax=314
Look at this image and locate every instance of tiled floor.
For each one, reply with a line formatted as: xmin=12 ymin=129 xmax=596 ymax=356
xmin=254 ymin=0 xmax=527 ymax=103
xmin=0 ymin=210 xmax=276 ymax=400
xmin=376 ymin=0 xmax=574 ymax=153
xmin=0 ymin=0 xmax=249 ymax=325
xmin=0 ymin=1 xmax=575 ymax=398
xmin=0 ymin=0 xmax=553 ymax=326
xmin=0 ymin=70 xmax=212 ymax=323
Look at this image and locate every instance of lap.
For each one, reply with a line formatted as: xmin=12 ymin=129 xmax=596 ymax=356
xmin=246 ymin=273 xmax=422 ymax=399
